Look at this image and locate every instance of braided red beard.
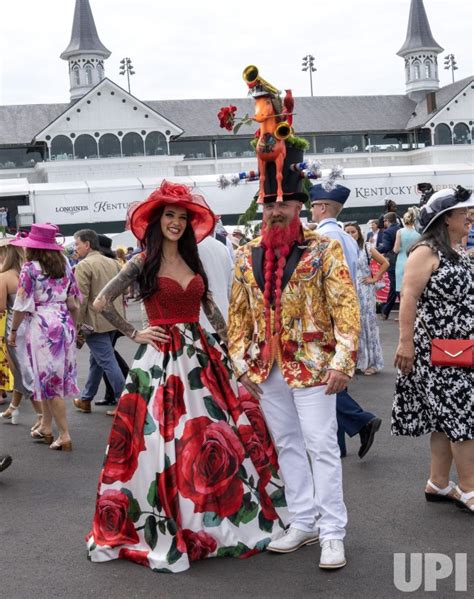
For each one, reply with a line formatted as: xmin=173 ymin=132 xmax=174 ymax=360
xmin=260 ymin=212 xmax=301 ymax=360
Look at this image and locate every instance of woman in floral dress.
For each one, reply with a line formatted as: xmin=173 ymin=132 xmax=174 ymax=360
xmin=344 ymin=223 xmax=389 ymax=375
xmin=9 ymin=224 xmax=81 ymax=450
xmin=0 ymin=241 xmax=38 ymax=427
xmin=393 ymin=187 xmax=474 ymax=514
xmin=87 ymin=181 xmax=286 ymax=572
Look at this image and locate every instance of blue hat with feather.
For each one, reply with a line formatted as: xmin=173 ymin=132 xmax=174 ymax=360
xmin=309 ymin=166 xmax=350 ymax=205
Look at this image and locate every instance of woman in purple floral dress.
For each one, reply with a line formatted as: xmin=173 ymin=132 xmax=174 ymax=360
xmin=86 ymin=181 xmax=287 ymax=573
xmin=9 ymin=224 xmax=81 ymax=451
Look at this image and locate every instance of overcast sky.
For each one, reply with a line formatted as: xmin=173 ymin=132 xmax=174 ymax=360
xmin=0 ymin=0 xmax=472 ymax=106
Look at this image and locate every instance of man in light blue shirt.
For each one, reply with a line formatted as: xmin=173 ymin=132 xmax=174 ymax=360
xmin=310 ymin=182 xmax=381 ymax=459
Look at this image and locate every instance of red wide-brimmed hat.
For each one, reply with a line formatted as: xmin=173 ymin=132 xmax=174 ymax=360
xmin=128 ymin=180 xmax=216 ymax=244
xmin=11 ymin=223 xmax=64 ymax=251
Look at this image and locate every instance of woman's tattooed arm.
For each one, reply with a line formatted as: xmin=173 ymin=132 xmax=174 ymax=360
xmin=202 ymin=295 xmax=228 ymax=345
xmin=93 ymin=254 xmax=144 ymax=338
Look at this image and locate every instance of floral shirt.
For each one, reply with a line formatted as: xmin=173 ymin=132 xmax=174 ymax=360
xmin=228 ymin=229 xmax=360 ymax=388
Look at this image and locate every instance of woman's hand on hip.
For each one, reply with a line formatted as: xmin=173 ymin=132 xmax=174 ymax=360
xmin=134 ymin=326 xmax=170 ymax=345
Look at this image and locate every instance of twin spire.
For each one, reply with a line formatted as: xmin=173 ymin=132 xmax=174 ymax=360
xmin=59 ymin=0 xmax=445 ymax=103
xmin=61 ymin=0 xmax=111 ymax=101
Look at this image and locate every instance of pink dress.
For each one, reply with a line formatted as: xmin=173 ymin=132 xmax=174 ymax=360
xmin=13 ymin=260 xmax=80 ymax=401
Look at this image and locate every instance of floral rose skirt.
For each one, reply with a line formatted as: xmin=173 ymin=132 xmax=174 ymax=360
xmin=87 ymin=323 xmax=287 ymax=573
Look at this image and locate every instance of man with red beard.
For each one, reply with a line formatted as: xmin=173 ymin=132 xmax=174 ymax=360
xmin=228 ymin=166 xmax=360 ymax=569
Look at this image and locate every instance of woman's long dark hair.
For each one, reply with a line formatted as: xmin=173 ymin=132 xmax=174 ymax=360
xmin=410 ymin=210 xmax=460 ymax=262
xmin=137 ymin=206 xmax=210 ymax=301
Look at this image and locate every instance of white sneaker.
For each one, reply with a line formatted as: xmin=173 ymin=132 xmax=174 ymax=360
xmin=267 ymin=527 xmax=319 ymax=554
xmin=319 ymin=539 xmax=346 ymax=569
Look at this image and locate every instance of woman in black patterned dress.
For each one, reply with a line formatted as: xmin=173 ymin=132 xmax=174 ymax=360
xmin=392 ymin=186 xmax=474 ymax=514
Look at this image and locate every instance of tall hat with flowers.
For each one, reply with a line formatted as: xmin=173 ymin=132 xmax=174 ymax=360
xmin=217 ymin=66 xmax=324 ymax=356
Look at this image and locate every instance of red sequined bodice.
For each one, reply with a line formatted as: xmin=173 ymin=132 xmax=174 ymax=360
xmin=144 ymin=275 xmax=205 ymax=325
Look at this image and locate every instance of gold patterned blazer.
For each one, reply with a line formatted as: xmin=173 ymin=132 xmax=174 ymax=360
xmin=228 ymin=228 xmax=360 ymax=388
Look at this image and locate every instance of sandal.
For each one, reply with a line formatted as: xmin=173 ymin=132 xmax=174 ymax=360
xmin=363 ymin=368 xmax=378 ymax=376
xmin=453 ymin=485 xmax=474 ymax=514
xmin=49 ymin=439 xmax=72 ymax=452
xmin=425 ymin=479 xmax=456 ymax=502
xmin=31 ymin=429 xmax=54 ymax=445
xmin=31 ymin=416 xmax=42 ymax=432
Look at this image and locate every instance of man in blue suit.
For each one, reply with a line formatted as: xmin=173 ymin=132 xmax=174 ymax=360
xmin=376 ymin=212 xmax=400 ymax=320
xmin=310 ymin=183 xmax=381 ymax=459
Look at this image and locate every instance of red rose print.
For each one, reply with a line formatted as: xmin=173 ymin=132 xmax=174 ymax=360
xmin=238 ymin=424 xmax=271 ymax=485
xmin=102 ymin=393 xmax=148 ymax=484
xmin=200 ymin=345 xmax=240 ymax=412
xmin=257 ymin=481 xmax=279 ymax=521
xmin=93 ymin=490 xmax=139 ymax=547
xmin=239 ymin=390 xmax=279 ymax=470
xmin=153 ymin=375 xmax=186 ymax=442
xmin=176 ymin=529 xmax=217 ymax=561
xmin=119 ymin=548 xmax=150 ymax=567
xmin=176 ymin=416 xmax=245 ymax=517
xmin=157 ymin=463 xmax=181 ymax=526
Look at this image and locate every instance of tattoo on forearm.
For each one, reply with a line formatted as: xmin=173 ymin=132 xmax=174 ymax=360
xmin=203 ymin=297 xmax=228 ymax=344
xmin=96 ymin=254 xmax=143 ymax=337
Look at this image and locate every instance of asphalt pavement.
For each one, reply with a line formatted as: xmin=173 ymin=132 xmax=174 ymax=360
xmin=0 ymin=305 xmax=472 ymax=599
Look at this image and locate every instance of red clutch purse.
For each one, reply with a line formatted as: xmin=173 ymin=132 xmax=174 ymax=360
xmin=431 ymin=339 xmax=474 ymax=368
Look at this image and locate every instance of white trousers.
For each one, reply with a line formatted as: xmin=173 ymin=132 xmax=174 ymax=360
xmin=259 ymin=366 xmax=347 ymax=541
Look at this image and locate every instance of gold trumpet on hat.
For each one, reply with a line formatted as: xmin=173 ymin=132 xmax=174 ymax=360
xmin=243 ymin=65 xmax=281 ymax=96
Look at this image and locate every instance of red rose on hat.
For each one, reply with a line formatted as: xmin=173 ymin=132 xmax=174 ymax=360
xmin=217 ymin=105 xmax=237 ymax=131
xmin=93 ymin=490 xmax=139 ymax=547
xmin=176 ymin=417 xmax=245 ymax=517
xmin=102 ymin=393 xmax=148 ymax=484
xmin=153 ymin=375 xmax=186 ymax=442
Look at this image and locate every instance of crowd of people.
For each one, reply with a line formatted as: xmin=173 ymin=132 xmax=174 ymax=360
xmin=0 ymin=179 xmax=472 ymax=574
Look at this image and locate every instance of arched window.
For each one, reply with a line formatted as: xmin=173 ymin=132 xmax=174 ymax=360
xmin=122 ymin=132 xmax=144 ymax=157
xmin=453 ymin=122 xmax=471 ymax=145
xmin=424 ymin=59 xmax=432 ymax=78
xmin=97 ymin=64 xmax=104 ymax=80
xmin=85 ymin=64 xmax=93 ymax=85
xmin=50 ymin=135 xmax=74 ymax=160
xmin=72 ymin=65 xmax=80 ymax=86
xmin=413 ymin=60 xmax=421 ymax=80
xmin=99 ymin=133 xmax=121 ymax=158
xmin=145 ymin=131 xmax=167 ymax=156
xmin=434 ymin=123 xmax=452 ymax=145
xmin=74 ymin=134 xmax=98 ymax=159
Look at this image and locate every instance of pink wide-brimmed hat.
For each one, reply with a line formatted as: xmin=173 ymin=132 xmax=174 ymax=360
xmin=11 ymin=223 xmax=64 ymax=252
